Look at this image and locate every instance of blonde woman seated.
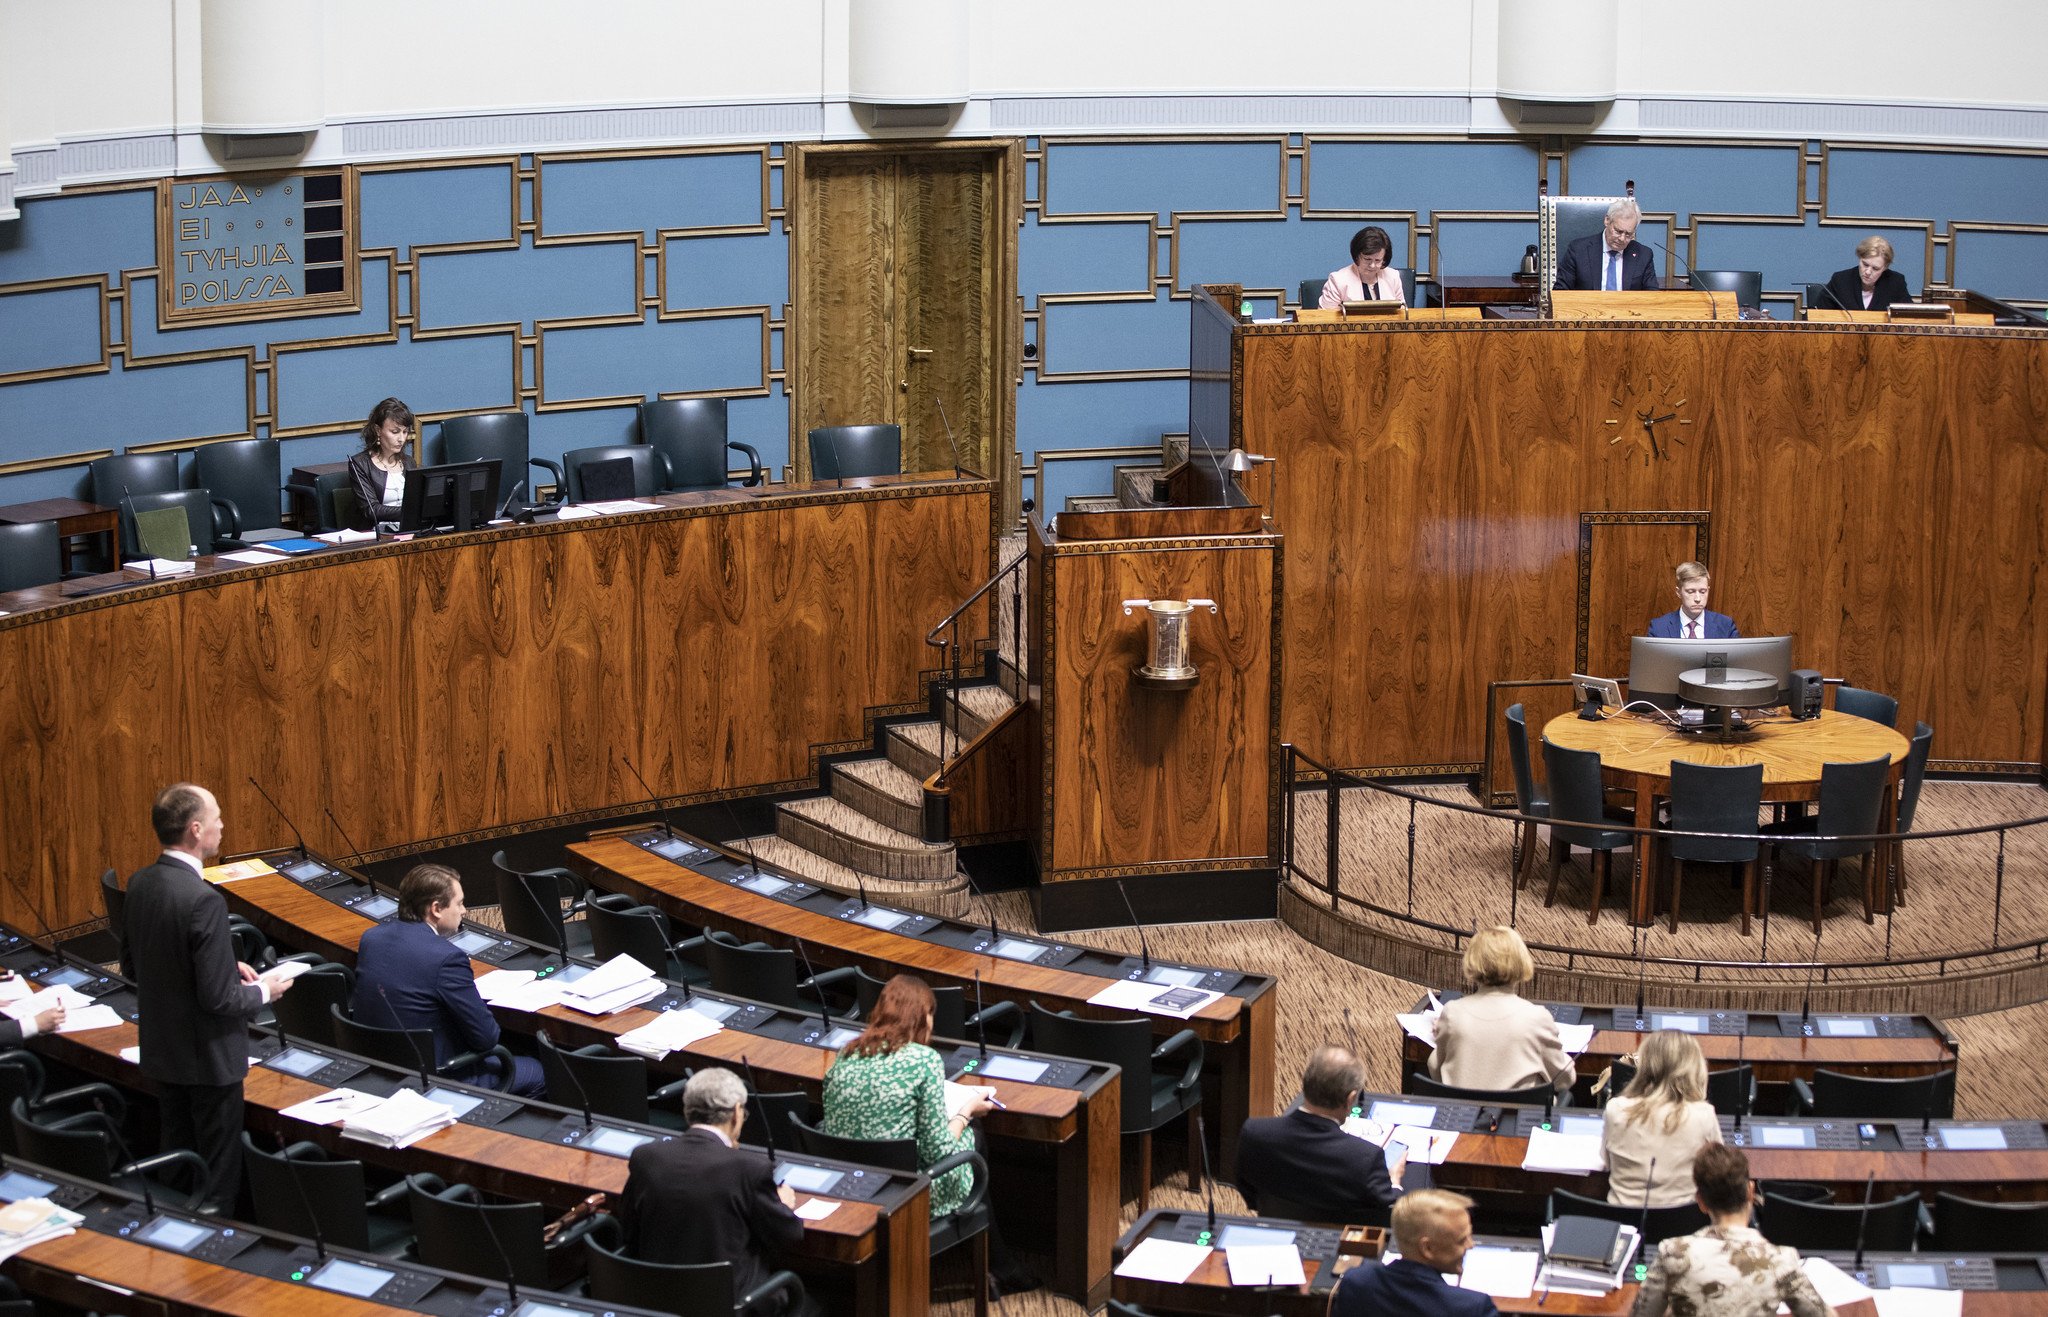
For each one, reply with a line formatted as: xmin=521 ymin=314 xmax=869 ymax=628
xmin=1429 ymin=926 xmax=1574 ymax=1097
xmin=1602 ymin=1030 xmax=1722 ymax=1207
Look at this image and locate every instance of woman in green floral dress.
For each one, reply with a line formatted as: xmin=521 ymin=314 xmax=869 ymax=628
xmin=821 ymin=973 xmax=993 ymax=1218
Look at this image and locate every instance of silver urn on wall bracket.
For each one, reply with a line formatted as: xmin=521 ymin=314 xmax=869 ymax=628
xmin=1122 ymin=597 xmax=1217 ymax=691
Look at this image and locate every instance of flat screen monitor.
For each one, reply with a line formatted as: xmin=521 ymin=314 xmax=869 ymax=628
xmin=448 ymin=928 xmax=498 ymax=956
xmin=1366 ymin=1100 xmax=1437 ymax=1127
xmin=42 ymin=965 xmax=92 ymax=988
xmin=1751 ymin=1123 xmax=1816 ymax=1149
xmin=1218 ymin=1224 xmax=1296 ymax=1249
xmin=397 ymin=458 xmax=502 ymax=534
xmin=978 ymin=1055 xmax=1050 ymax=1083
xmin=0 ymin=1170 xmax=58 ymax=1202
xmin=850 ymin=905 xmax=911 ymax=931
xmin=308 ymin=1258 xmax=395 ymax=1298
xmin=1628 ymin=634 xmax=1794 ymax=708
xmin=136 ymin=1216 xmax=214 ymax=1252
xmin=775 ymin=1163 xmax=844 ymax=1196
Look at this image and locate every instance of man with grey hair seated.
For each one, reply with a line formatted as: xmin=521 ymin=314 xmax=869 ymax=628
xmin=1555 ymin=196 xmax=1658 ymax=292
xmin=619 ymin=1067 xmax=810 ymax=1312
xmin=1233 ymin=1044 xmax=1404 ymax=1225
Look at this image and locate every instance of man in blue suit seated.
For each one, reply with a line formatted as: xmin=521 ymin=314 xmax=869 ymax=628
xmin=1646 ymin=560 xmax=1739 ymax=640
xmin=351 ymin=863 xmax=545 ymax=1096
xmin=1331 ymin=1188 xmax=1497 ymax=1317
xmin=1234 ymin=1044 xmax=1404 ymax=1225
xmin=1554 ymin=197 xmax=1658 ymax=292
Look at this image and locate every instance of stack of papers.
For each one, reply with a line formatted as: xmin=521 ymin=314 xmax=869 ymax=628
xmin=1113 ymin=1237 xmax=1211 ymax=1283
xmin=556 ymin=500 xmax=664 ymax=518
xmin=616 ymin=1006 xmax=726 ymax=1059
xmin=556 ymin=955 xmax=663 ymax=1015
xmin=0 ymin=1196 xmax=83 ymax=1264
xmin=337 ymin=1088 xmax=458 ymax=1149
xmin=201 ymin=857 xmax=277 ymax=884
xmin=278 ymin=1087 xmax=386 ymax=1126
xmin=474 ymin=969 xmax=538 ymax=1003
xmin=2 ymin=985 xmax=122 ymax=1034
xmin=1086 ymin=979 xmax=1220 ymax=1018
xmin=124 ymin=558 xmax=197 ymax=576
xmin=315 ymin=528 xmax=378 ymax=544
xmin=1342 ymin=1117 xmax=1459 ymax=1165
xmin=486 ymin=976 xmax=569 ymax=1012
xmin=1537 ymin=1220 xmax=1638 ymax=1294
xmin=1455 ymin=1245 xmax=1540 ymax=1298
xmin=1521 ymin=1126 xmax=1605 ymax=1173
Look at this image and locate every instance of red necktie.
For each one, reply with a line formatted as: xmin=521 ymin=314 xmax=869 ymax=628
xmin=1687 ymin=620 xmax=1698 ymax=639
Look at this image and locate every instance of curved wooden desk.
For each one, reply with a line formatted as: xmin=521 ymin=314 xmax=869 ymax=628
xmin=1542 ymin=709 xmax=1909 ymax=926
xmin=0 ymin=473 xmax=995 ymax=929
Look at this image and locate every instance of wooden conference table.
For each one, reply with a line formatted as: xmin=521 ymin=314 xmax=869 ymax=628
xmin=1542 ymin=708 xmax=1911 ymax=926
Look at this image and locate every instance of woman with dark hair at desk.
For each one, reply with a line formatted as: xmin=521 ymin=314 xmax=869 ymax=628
xmin=347 ymin=396 xmax=417 ymax=531
xmin=1320 ymin=225 xmax=1405 ymax=308
xmin=1633 ymin=1142 xmax=1830 ymax=1316
xmin=1821 ymin=235 xmax=1912 ymax=312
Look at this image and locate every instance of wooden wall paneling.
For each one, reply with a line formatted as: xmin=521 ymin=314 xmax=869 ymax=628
xmin=899 ymin=151 xmax=992 ymax=478
xmin=1043 ymin=537 xmax=1277 ymax=878
xmin=933 ymin=703 xmax=1031 ymax=843
xmin=792 ymin=151 xmax=900 ymax=477
xmin=1577 ymin=513 xmax=1710 ymax=679
xmin=1478 ymin=678 xmax=1577 ymax=807
xmin=183 ymin=558 xmax=410 ymax=859
xmin=0 ymin=598 xmax=187 ymax=927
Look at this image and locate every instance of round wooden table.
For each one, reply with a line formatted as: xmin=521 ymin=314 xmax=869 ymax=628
xmin=1542 ymin=708 xmax=1911 ymax=927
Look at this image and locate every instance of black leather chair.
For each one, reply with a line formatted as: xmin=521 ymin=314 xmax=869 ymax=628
xmin=1406 ymin=1071 xmax=1565 ymax=1109
xmin=0 ymin=521 xmax=65 ymax=593
xmin=194 ymin=437 xmax=290 ymax=541
xmin=269 ymin=960 xmax=353 ymax=1048
xmin=11 ymin=1095 xmax=208 ymax=1209
xmin=330 ymin=1004 xmax=515 ymax=1085
xmin=584 ymin=892 xmax=708 ymax=985
xmin=562 ymin=444 xmax=662 ymax=501
xmin=1757 ymin=1189 xmax=1922 ymax=1251
xmin=440 ymin=411 xmax=562 ymax=508
xmin=702 ymin=930 xmax=858 ymax=1012
xmin=1890 ymin=721 xmax=1934 ymax=901
xmin=851 ymin=966 xmax=1024 ymax=1047
xmin=1542 ymin=737 xmax=1637 ymax=924
xmin=490 ymin=850 xmax=593 ymax=959
xmin=641 ymin=398 xmax=765 ymax=492
xmin=739 ymin=1088 xmax=815 ymax=1151
xmin=790 ymin=1114 xmax=991 ymax=1317
xmin=241 ymin=1133 xmax=411 ymax=1254
xmin=284 ymin=466 xmax=357 ymax=533
xmin=1834 ymin=685 xmax=1900 ymax=727
xmin=0 ymin=1053 xmax=122 ymax=1158
xmin=534 ymin=1030 xmax=687 ymax=1127
xmin=1661 ymin=759 xmax=1765 ymax=934
xmin=1689 ymin=269 xmax=1762 ymax=312
xmin=1932 ymin=1192 xmax=2048 ymax=1252
xmin=1762 ymin=754 xmax=1891 ymax=932
xmin=1504 ymin=703 xmax=1549 ymax=890
xmin=88 ymin=452 xmax=180 ymax=509
xmin=407 ymin=1173 xmax=600 ymax=1291
xmin=1549 ymin=1186 xmax=1708 ymax=1246
xmin=95 ymin=867 xmax=132 ymax=979
xmin=807 ymin=424 xmax=900 ymax=481
xmin=1790 ymin=1067 xmax=1955 ymax=1120
xmin=1704 ymin=1063 xmax=1756 ymax=1118
xmin=583 ymin=1214 xmax=806 ymax=1316
xmin=1029 ymin=1003 xmax=1203 ymax=1210
xmin=120 ymin=488 xmax=245 ymax=558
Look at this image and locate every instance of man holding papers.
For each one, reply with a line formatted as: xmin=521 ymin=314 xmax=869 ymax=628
xmin=127 ymin=783 xmax=297 ymax=1215
xmin=350 ymin=864 xmax=544 ymax=1096
xmin=1331 ymin=1190 xmax=1497 ymax=1316
xmin=1234 ymin=1045 xmax=1403 ymax=1224
xmin=620 ymin=1068 xmax=812 ymax=1315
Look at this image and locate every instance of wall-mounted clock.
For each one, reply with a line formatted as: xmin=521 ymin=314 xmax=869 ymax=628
xmin=1603 ymin=376 xmax=1692 ymax=463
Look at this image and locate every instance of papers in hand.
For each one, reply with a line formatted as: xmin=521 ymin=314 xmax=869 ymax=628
xmin=616 ymin=1006 xmax=726 ymax=1060
xmin=1 ymin=985 xmax=92 ymax=1024
xmin=1557 ymin=1023 xmax=1596 ymax=1055
xmin=1343 ymin=1117 xmax=1458 ymax=1165
xmin=557 ymin=955 xmax=663 ymax=1015
xmin=336 ymin=1088 xmax=458 ymax=1148
xmin=1521 ymin=1126 xmax=1605 ymax=1173
xmin=1225 ymin=1242 xmax=1305 ymax=1287
xmin=1395 ymin=1012 xmax=1437 ymax=1045
xmin=944 ymin=1081 xmax=996 ymax=1123
xmin=1113 ymin=1237 xmax=1211 ymax=1284
xmin=1086 ymin=978 xmax=1220 ymax=1018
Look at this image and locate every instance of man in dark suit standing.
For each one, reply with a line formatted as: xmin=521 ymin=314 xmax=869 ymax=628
xmin=1331 ymin=1189 xmax=1498 ymax=1316
xmin=1554 ymin=197 xmax=1658 ymax=292
xmin=1235 ymin=1045 xmax=1404 ymax=1224
xmin=349 ymin=864 xmax=543 ymax=1096
xmin=1647 ymin=560 xmax=1740 ymax=639
xmin=620 ymin=1067 xmax=811 ymax=1314
xmin=126 ymin=783 xmax=297 ymax=1214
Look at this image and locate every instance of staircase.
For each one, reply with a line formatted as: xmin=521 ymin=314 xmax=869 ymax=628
xmin=1063 ymin=433 xmax=1188 ymax=513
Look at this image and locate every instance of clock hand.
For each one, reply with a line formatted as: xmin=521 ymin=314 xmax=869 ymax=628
xmin=1648 ymin=412 xmax=1677 ymax=426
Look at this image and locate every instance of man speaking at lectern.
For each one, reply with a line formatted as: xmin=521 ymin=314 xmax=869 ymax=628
xmin=1554 ymin=197 xmax=1657 ymax=292
xmin=1648 ymin=561 xmax=1739 ymax=639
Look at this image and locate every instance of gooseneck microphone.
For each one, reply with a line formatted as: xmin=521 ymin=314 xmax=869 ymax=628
xmin=538 ymin=1028 xmax=594 ymax=1131
xmin=964 ymin=870 xmax=1000 ymax=949
xmin=1798 ymin=921 xmax=1826 ymax=1032
xmin=1635 ymin=1157 xmax=1657 ymax=1255
xmin=471 ymin=1186 xmax=523 ymax=1308
xmin=713 ymin=794 xmax=763 ymax=877
xmin=620 ymin=756 xmax=677 ymax=840
xmin=1812 ymin=279 xmax=1852 ymax=313
xmin=244 ymin=774 xmax=307 ymax=864
xmin=1630 ymin=924 xmax=1650 ymax=1032
xmin=2 ymin=867 xmax=112 ymax=990
xmin=973 ymin=970 xmax=990 ymax=1059
xmin=375 ymin=984 xmax=435 ymax=1092
xmin=273 ymin=1131 xmax=329 ymax=1262
xmin=1194 ymin=1109 xmax=1219 ymax=1238
xmin=93 ymin=1093 xmax=159 ymax=1219
xmin=322 ymin=807 xmax=370 ymax=877
xmin=1114 ymin=879 xmax=1151 ymax=972
xmin=793 ymin=940 xmax=833 ymax=1038
xmin=934 ymin=398 xmax=967 ymax=479
xmin=1651 ymin=239 xmax=1724 ymax=320
xmin=740 ymin=1054 xmax=781 ymax=1164
xmin=1850 ymin=1171 xmax=1876 ymax=1278
xmin=822 ymin=429 xmax=847 ymax=490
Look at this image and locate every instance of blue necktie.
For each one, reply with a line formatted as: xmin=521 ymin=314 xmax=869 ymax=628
xmin=1605 ymin=252 xmax=1619 ymax=292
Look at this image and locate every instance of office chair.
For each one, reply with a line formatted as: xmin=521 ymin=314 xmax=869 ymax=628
xmin=1890 ymin=721 xmax=1933 ymax=901
xmin=851 ymin=966 xmax=1024 ymax=1047
xmin=407 ymin=1173 xmax=600 ymax=1291
xmin=330 ymin=1003 xmax=516 ymax=1085
xmin=1029 ymin=1003 xmax=1204 ymax=1211
xmin=11 ymin=1096 xmax=209 ymax=1209
xmin=1549 ymin=1186 xmax=1707 ymax=1246
xmin=562 ymin=444 xmax=662 ymax=501
xmin=583 ymin=892 xmax=708 ymax=985
xmin=1703 ymin=1064 xmax=1756 ymax=1118
xmin=119 ymin=488 xmax=246 ymax=558
xmin=1661 ymin=760 xmax=1765 ymax=934
xmin=241 ymin=1133 xmax=412 ymax=1255
xmin=534 ymin=1030 xmax=688 ymax=1128
xmin=1761 ymin=755 xmax=1891 ymax=932
xmin=1932 ymin=1193 xmax=2048 ymax=1252
xmin=640 ymin=398 xmax=765 ymax=492
xmin=1789 ymin=1067 xmax=1955 ymax=1120
xmin=1541 ymin=738 xmax=1637 ymax=924
xmin=194 ymin=437 xmax=292 ymax=542
xmin=0 ymin=522 xmax=65 ymax=593
xmin=440 ymin=411 xmax=562 ymax=508
xmin=807 ymin=424 xmax=901 ymax=482
xmin=0 ymin=1053 xmax=122 ymax=1159
xmin=490 ymin=851 xmax=592 ymax=959
xmin=1834 ymin=685 xmax=1900 ymax=728
xmin=284 ymin=466 xmax=357 ymax=532
xmin=583 ymin=1211 xmax=807 ymax=1316
xmin=1689 ymin=269 xmax=1762 ymax=312
xmin=88 ymin=452 xmax=180 ymax=510
xmin=739 ymin=1088 xmax=815 ymax=1151
xmin=702 ymin=930 xmax=859 ymax=1012
xmin=267 ymin=959 xmax=353 ymax=1048
xmin=1405 ymin=1072 xmax=1565 ymax=1109
xmin=1504 ymin=703 xmax=1549 ymax=890
xmin=1757 ymin=1189 xmax=1922 ymax=1252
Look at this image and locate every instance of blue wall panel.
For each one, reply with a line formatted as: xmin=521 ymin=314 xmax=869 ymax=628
xmin=1693 ymin=217 xmax=1928 ymax=292
xmin=538 ymin=152 xmax=765 ymax=238
xmin=275 ymin=333 xmax=515 ymax=431
xmin=359 ymin=164 xmax=515 ymax=254
xmin=1043 ymin=141 xmax=1283 ymax=218
xmin=663 ymin=228 xmax=788 ymax=310
xmin=1040 ymin=298 xmax=1186 ymax=376
xmin=1568 ymin=143 xmax=1802 ymax=218
xmin=528 ymin=406 xmax=640 ymax=463
xmin=1021 ymin=215 xmax=1152 ymax=298
xmin=1953 ymin=230 xmax=2048 ymax=302
xmin=416 ymin=239 xmax=638 ymax=330
xmin=0 ymin=284 xmax=102 ymax=376
xmin=1308 ymin=141 xmax=1536 ymax=213
xmin=0 ymin=356 xmax=247 ymax=454
xmin=1179 ymin=216 xmax=1407 ymax=293
xmin=0 ymin=189 xmax=153 ymax=283
xmin=126 ymin=257 xmax=396 ymax=358
xmin=541 ymin=313 xmax=765 ymax=403
xmin=1434 ymin=217 xmax=1541 ymax=281
xmin=1015 ymin=378 xmax=1186 ymax=458
xmin=1827 ymin=148 xmax=2048 ymax=224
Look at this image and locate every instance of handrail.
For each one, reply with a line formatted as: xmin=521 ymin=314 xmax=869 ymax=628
xmin=924 ymin=551 xmax=1028 ymax=790
xmin=1282 ymin=741 xmax=2048 ymax=977
xmin=925 ymin=551 xmax=1026 ymax=650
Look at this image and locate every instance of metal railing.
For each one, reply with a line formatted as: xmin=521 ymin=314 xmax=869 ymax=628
xmin=924 ymin=551 xmax=1028 ymax=787
xmin=1282 ymin=742 xmax=2048 ymax=982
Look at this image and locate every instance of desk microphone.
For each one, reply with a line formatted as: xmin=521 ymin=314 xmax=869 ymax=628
xmin=273 ymin=1131 xmax=329 ymax=1262
xmin=1733 ymin=1028 xmax=1748 ymax=1134
xmin=1651 ymin=239 xmax=1725 ymax=320
xmin=853 ymin=873 xmax=870 ymax=912
xmin=1114 ymin=879 xmax=1151 ymax=972
xmin=92 ymin=1092 xmax=159 ymax=1219
xmin=471 ymin=1182 xmax=523 ymax=1309
xmin=1630 ymin=924 xmax=1650 ymax=1032
xmin=964 ymin=870 xmax=1001 ymax=951
xmin=935 ymin=398 xmax=968 ymax=479
xmin=1635 ymin=1157 xmax=1657 ymax=1265
xmin=1812 ymin=280 xmax=1852 ymax=313
xmin=1194 ymin=1109 xmax=1219 ymax=1238
xmin=1850 ymin=1171 xmax=1876 ymax=1280
xmin=375 ymin=984 xmax=436 ymax=1092
xmin=712 ymin=790 xmax=763 ymax=877
xmin=538 ymin=1027 xmax=594 ymax=1131
xmin=247 ymin=775 xmax=309 ymax=861
xmin=740 ymin=1054 xmax=781 ymax=1164
xmin=821 ymin=429 xmax=847 ymax=490
xmin=973 ymin=970 xmax=989 ymax=1060
xmin=322 ymin=808 xmax=370 ymax=879
xmin=620 ymin=755 xmax=677 ymax=840
xmin=793 ymin=940 xmax=833 ymax=1040
xmin=1 ymin=867 xmax=114 ymax=991
xmin=1797 ymin=921 xmax=1826 ymax=1033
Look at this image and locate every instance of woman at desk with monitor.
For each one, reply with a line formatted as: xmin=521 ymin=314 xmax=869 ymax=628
xmin=1320 ymin=225 xmax=1405 ymax=308
xmin=347 ymin=396 xmax=417 ymax=532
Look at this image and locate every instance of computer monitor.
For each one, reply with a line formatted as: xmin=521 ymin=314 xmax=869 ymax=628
xmin=1628 ymin=634 xmax=1795 ymax=708
xmin=397 ymin=458 xmax=502 ymax=533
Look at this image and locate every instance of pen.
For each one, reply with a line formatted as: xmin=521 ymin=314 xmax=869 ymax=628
xmin=986 ymin=1095 xmax=1007 ymax=1111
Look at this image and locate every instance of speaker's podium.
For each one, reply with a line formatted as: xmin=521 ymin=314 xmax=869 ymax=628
xmin=1549 ymin=288 xmax=1739 ymax=320
xmin=1024 ymin=470 xmax=1283 ymax=932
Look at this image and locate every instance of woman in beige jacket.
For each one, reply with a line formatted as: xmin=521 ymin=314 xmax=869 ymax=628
xmin=1428 ymin=926 xmax=1575 ymax=1095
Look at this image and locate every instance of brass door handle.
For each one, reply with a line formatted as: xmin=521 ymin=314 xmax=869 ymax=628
xmin=908 ymin=347 xmax=933 ymax=360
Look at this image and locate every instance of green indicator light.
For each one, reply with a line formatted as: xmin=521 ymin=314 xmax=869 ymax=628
xmin=291 ymin=1271 xmax=305 ymax=1281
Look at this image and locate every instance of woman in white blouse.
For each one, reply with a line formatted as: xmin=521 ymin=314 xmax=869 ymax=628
xmin=1602 ymin=1029 xmax=1722 ymax=1207
xmin=347 ymin=396 xmax=417 ymax=532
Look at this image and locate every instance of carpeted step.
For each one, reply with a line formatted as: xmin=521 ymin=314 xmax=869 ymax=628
xmin=886 ymin=720 xmax=945 ymax=779
xmin=831 ymin=756 xmax=925 ymax=836
xmin=940 ymin=681 xmax=1018 ymax=742
xmin=1114 ymin=465 xmax=1165 ymax=509
xmin=775 ymin=795 xmax=958 ymax=883
xmin=733 ymin=834 xmax=969 ymax=905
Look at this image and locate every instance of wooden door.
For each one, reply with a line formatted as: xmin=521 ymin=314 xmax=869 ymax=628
xmin=792 ymin=141 xmax=1018 ymax=518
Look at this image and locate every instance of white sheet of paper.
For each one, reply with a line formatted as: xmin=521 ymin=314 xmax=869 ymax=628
xmin=124 ymin=558 xmax=197 ymax=576
xmin=1225 ymin=1243 xmax=1304 ymax=1287
xmin=267 ymin=960 xmax=312 ymax=981
xmin=1395 ymin=1012 xmax=1437 ymax=1045
xmin=616 ymin=1006 xmax=725 ymax=1058
xmin=794 ymin=1198 xmax=840 ymax=1221
xmin=490 ymin=977 xmax=569 ymax=1012
xmin=1113 ymin=1238 xmax=1212 ymax=1284
xmin=560 ymin=978 xmax=664 ymax=1016
xmin=54 ymin=1004 xmax=124 ymax=1033
xmin=945 ymin=1081 xmax=996 ymax=1122
xmin=474 ymin=969 xmax=537 ymax=1003
xmin=119 ymin=1046 xmax=141 ymax=1063
xmin=559 ymin=954 xmax=655 ymax=1002
xmin=1874 ymin=1289 xmax=1961 ymax=1317
xmin=1085 ymin=978 xmax=1219 ymax=1018
xmin=217 ymin=550 xmax=281 ymax=564
xmin=1456 ymin=1245 xmax=1539 ymax=1298
xmin=316 ymin=528 xmax=378 ymax=544
xmin=1521 ymin=1127 xmax=1605 ymax=1173
xmin=1 ymin=985 xmax=93 ymax=1023
xmin=1557 ymin=1023 xmax=1597 ymax=1054
xmin=0 ymin=977 xmax=31 ymax=1004
xmin=1799 ymin=1257 xmax=1875 ymax=1307
xmin=277 ymin=1088 xmax=384 ymax=1126
xmin=1387 ymin=1125 xmax=1458 ymax=1165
